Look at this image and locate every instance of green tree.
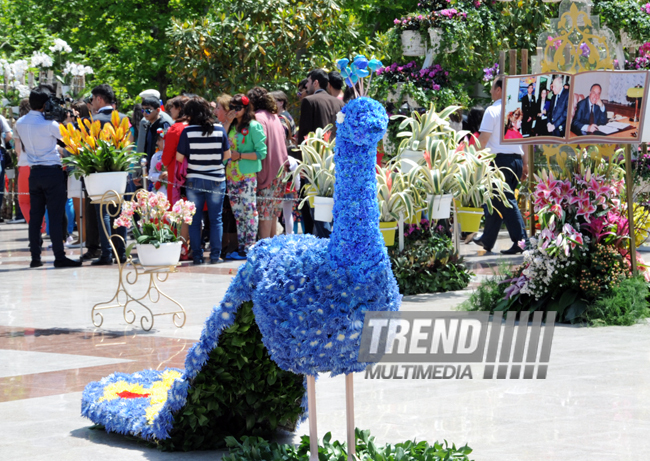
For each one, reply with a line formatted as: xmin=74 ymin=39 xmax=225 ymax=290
xmin=167 ymin=0 xmax=369 ymax=100
xmin=0 ymin=0 xmax=210 ymax=106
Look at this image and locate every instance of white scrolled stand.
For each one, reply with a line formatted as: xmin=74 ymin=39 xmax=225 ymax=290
xmin=89 ymin=189 xmax=187 ymax=331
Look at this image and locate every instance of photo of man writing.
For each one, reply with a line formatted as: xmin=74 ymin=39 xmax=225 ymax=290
xmin=570 ymin=83 xmax=608 ymax=135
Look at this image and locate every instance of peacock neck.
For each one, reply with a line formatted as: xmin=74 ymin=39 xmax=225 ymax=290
xmin=327 ymin=132 xmax=386 ymax=269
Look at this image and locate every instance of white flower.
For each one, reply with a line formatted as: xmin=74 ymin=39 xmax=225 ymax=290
xmin=336 ymin=111 xmax=345 ymax=124
xmin=49 ymin=39 xmax=72 ymax=54
xmin=31 ymin=51 xmax=53 ymax=69
xmin=10 ymin=60 xmax=28 ymax=80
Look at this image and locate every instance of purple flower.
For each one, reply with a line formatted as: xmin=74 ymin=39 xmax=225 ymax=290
xmin=433 ymin=84 xmax=440 ymax=91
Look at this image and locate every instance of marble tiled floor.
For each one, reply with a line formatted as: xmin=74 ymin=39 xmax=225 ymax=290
xmin=1 ymin=222 xmax=649 ymax=460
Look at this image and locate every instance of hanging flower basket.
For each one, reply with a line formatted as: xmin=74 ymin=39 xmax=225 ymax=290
xmin=380 ymin=221 xmax=398 ymax=246
xmin=84 ymin=171 xmax=128 ymax=202
xmin=136 ymin=241 xmax=182 ymax=267
xmin=456 ymin=206 xmax=484 ymax=233
xmin=313 ymin=196 xmax=334 ymax=222
xmin=428 ymin=28 xmax=458 ymax=54
xmin=426 ymin=194 xmax=453 ymax=220
xmin=401 ymin=30 xmax=426 ymax=57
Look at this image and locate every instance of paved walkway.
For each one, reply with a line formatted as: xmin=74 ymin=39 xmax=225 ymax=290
xmin=1 ymin=222 xmax=649 ymax=460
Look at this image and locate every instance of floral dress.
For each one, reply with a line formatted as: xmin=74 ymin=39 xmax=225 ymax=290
xmin=226 ymin=129 xmax=258 ymax=253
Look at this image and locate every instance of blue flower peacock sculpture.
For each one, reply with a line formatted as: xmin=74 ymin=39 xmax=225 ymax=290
xmin=81 ymin=97 xmax=401 ymax=456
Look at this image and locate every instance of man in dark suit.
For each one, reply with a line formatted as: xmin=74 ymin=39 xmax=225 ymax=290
xmin=88 ymin=84 xmax=130 ymax=265
xmin=297 ymin=69 xmax=344 ymax=144
xmin=520 ymin=83 xmax=536 ymax=137
xmin=570 ymin=83 xmax=608 ymax=135
xmin=547 ymin=77 xmax=569 ymax=137
xmin=297 ymin=69 xmax=344 ymax=239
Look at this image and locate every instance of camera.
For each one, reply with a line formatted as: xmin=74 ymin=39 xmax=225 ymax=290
xmin=43 ymin=95 xmax=72 ymax=123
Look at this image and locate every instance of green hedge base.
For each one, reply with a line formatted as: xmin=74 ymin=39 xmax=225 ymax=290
xmin=159 ymin=302 xmax=306 ymax=451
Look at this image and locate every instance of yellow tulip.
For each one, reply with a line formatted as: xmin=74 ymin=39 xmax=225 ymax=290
xmin=119 ymin=116 xmax=130 ymax=135
xmin=79 ymin=119 xmax=89 ymax=137
xmin=91 ymin=120 xmax=101 ymax=138
xmin=86 ymin=136 xmax=96 ymax=149
xmin=111 ymin=110 xmax=120 ymax=129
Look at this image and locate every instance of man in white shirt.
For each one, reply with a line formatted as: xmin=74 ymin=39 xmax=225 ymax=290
xmin=474 ymin=75 xmax=529 ymax=255
xmin=14 ymin=88 xmax=82 ymax=268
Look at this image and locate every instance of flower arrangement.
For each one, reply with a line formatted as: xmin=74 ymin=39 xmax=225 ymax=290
xmin=393 ymin=9 xmax=467 ymax=31
xmin=114 ymin=190 xmax=196 ymax=250
xmin=470 ymin=152 xmax=650 ymax=324
xmin=60 ymin=111 xmax=141 ymax=178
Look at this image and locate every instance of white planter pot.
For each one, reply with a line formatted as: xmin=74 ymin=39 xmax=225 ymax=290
xmin=398 ymin=149 xmax=424 ymax=173
xmin=313 ymin=196 xmax=334 ymax=222
xmin=406 ymin=95 xmax=421 ymax=109
xmin=426 ymin=193 xmax=453 ymax=220
xmin=136 ymin=241 xmax=182 ymax=267
xmin=84 ymin=171 xmax=128 ymax=202
xmin=401 ymin=30 xmax=426 ymax=57
xmin=5 ymin=168 xmax=15 ymax=180
xmin=428 ymin=28 xmax=458 ymax=55
xmin=387 ymin=82 xmax=403 ymax=103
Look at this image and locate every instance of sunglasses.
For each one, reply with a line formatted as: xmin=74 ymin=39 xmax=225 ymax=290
xmin=231 ymin=105 xmax=244 ymax=112
xmin=141 ymin=108 xmax=155 ymax=115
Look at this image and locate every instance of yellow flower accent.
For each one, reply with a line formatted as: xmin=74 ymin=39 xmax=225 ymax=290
xmin=97 ymin=370 xmax=182 ymax=426
xmin=144 ymin=370 xmax=182 ymax=424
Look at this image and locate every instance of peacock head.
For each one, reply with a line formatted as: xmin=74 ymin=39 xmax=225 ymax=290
xmin=335 ymin=97 xmax=388 ymax=149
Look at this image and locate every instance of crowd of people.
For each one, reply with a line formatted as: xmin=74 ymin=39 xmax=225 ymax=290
xmin=2 ymin=68 xmax=348 ymax=268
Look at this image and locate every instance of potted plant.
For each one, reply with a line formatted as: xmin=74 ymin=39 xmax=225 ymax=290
xmin=290 ymin=125 xmax=336 ymax=221
xmin=60 ymin=111 xmax=141 ymax=202
xmin=453 ymin=149 xmax=512 ymax=233
xmin=409 ymin=133 xmax=466 ymax=221
xmin=114 ymin=190 xmax=196 ymax=267
xmin=376 ymin=165 xmax=416 ymax=246
xmin=395 ymin=104 xmax=459 ymax=173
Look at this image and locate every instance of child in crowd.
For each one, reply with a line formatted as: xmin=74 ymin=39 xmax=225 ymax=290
xmin=148 ymin=128 xmax=168 ymax=196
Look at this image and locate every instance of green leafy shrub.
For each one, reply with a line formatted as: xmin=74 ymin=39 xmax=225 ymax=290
xmin=223 ymin=428 xmax=473 ymax=461
xmin=388 ymin=220 xmax=472 ymax=295
xmin=586 ymin=276 xmax=650 ymax=326
xmin=159 ymin=302 xmax=306 ymax=451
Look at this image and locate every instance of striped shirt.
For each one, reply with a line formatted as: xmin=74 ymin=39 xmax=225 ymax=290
xmin=176 ymin=124 xmax=230 ymax=182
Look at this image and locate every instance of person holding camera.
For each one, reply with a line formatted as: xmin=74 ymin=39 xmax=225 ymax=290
xmin=0 ymin=112 xmax=13 ymax=223
xmin=14 ymin=88 xmax=82 ymax=268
